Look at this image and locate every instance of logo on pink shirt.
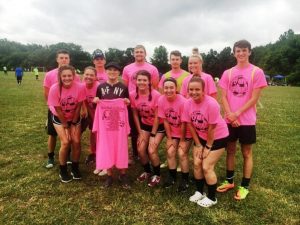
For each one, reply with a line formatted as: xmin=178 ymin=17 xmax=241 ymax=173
xmin=191 ymin=111 xmax=208 ymax=132
xmin=230 ymin=75 xmax=249 ymax=97
xmin=137 ymin=103 xmax=155 ymax=119
xmin=61 ymin=96 xmax=77 ymax=113
xmin=165 ymin=108 xmax=180 ymax=128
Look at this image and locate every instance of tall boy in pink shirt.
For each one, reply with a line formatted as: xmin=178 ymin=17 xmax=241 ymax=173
xmin=217 ymin=40 xmax=267 ymax=200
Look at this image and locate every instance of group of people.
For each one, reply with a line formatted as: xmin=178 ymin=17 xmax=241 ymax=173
xmin=43 ymin=40 xmax=267 ymax=208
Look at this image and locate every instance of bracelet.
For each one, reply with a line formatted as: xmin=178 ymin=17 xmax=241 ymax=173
xmin=150 ymin=133 xmax=156 ymax=137
xmin=205 ymin=144 xmax=212 ymax=150
xmin=195 ymin=144 xmax=201 ymax=148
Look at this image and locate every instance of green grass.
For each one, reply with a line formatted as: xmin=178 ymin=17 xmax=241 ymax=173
xmin=0 ymin=72 xmax=299 ymax=225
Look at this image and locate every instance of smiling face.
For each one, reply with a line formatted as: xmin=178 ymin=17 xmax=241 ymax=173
xmin=93 ymin=57 xmax=106 ymax=69
xmin=188 ymin=56 xmax=202 ymax=75
xmin=170 ymin=54 xmax=182 ymax=70
xmin=56 ymin=53 xmax=70 ymax=67
xmin=83 ymin=68 xmax=96 ymax=86
xmin=136 ymin=74 xmax=150 ymax=91
xmin=106 ymin=67 xmax=120 ymax=83
xmin=60 ymin=69 xmax=74 ymax=88
xmin=188 ymin=81 xmax=204 ymax=102
xmin=134 ymin=47 xmax=146 ymax=63
xmin=234 ymin=47 xmax=251 ymax=64
xmin=163 ymin=81 xmax=177 ymax=100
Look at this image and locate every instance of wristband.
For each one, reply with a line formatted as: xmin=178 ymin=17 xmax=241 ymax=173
xmin=150 ymin=133 xmax=156 ymax=137
xmin=205 ymin=144 xmax=212 ymax=150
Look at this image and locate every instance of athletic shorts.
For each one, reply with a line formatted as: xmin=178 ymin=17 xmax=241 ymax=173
xmin=141 ymin=122 xmax=165 ymax=133
xmin=52 ymin=115 xmax=81 ymax=127
xmin=81 ymin=116 xmax=93 ymax=133
xmin=196 ymin=136 xmax=229 ymax=151
xmin=172 ymin=137 xmax=193 ymax=142
xmin=227 ymin=124 xmax=256 ymax=144
xmin=47 ymin=110 xmax=57 ymax=136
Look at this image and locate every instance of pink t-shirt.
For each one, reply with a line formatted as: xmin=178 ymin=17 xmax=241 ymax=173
xmin=48 ymin=82 xmax=85 ymax=121
xmin=182 ymin=96 xmax=228 ymax=140
xmin=158 ymin=94 xmax=191 ymax=138
xmin=122 ymin=62 xmax=159 ymax=92
xmin=219 ymin=64 xmax=267 ymax=125
xmin=130 ymin=89 xmax=161 ymax=126
xmin=92 ymin=99 xmax=130 ymax=169
xmin=180 ymin=72 xmax=217 ymax=98
xmin=158 ymin=70 xmax=190 ymax=92
xmin=96 ymin=71 xmax=108 ymax=84
xmin=43 ymin=68 xmax=81 ymax=89
xmin=84 ymin=81 xmax=100 ymax=116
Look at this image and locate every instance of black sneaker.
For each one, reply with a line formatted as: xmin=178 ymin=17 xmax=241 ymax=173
xmin=177 ymin=179 xmax=189 ymax=192
xmin=163 ymin=176 xmax=175 ymax=188
xmin=71 ymin=163 xmax=82 ymax=180
xmin=119 ymin=174 xmax=131 ymax=189
xmin=102 ymin=176 xmax=113 ymax=188
xmin=85 ymin=153 xmax=96 ymax=165
xmin=59 ymin=166 xmax=72 ymax=183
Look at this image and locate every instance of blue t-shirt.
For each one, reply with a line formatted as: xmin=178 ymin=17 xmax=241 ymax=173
xmin=15 ymin=67 xmax=23 ymax=77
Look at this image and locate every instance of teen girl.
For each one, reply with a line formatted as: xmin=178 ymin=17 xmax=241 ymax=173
xmin=130 ymin=70 xmax=164 ymax=187
xmin=81 ymin=67 xmax=100 ymax=167
xmin=157 ymin=77 xmax=192 ymax=192
xmin=182 ymin=77 xmax=229 ymax=207
xmin=48 ymin=65 xmax=85 ymax=183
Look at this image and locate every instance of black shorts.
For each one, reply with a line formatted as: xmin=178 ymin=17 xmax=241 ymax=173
xmin=52 ymin=115 xmax=81 ymax=126
xmin=227 ymin=124 xmax=256 ymax=144
xmin=197 ymin=136 xmax=229 ymax=151
xmin=172 ymin=137 xmax=193 ymax=142
xmin=141 ymin=122 xmax=165 ymax=133
xmin=80 ymin=116 xmax=93 ymax=133
xmin=47 ymin=110 xmax=57 ymax=136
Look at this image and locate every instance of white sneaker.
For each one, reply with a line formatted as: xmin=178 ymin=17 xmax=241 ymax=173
xmin=160 ymin=161 xmax=168 ymax=168
xmin=93 ymin=169 xmax=101 ymax=175
xmin=189 ymin=191 xmax=206 ymax=203
xmin=197 ymin=196 xmax=217 ymax=208
xmin=98 ymin=169 xmax=107 ymax=176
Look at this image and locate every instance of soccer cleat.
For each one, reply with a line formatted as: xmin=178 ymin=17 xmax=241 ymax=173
xmin=137 ymin=172 xmax=151 ymax=182
xmin=162 ymin=176 xmax=175 ymax=188
xmin=234 ymin=186 xmax=249 ymax=200
xmin=45 ymin=158 xmax=54 ymax=169
xmin=102 ymin=176 xmax=113 ymax=188
xmin=217 ymin=180 xmax=235 ymax=193
xmin=85 ymin=153 xmax=96 ymax=165
xmin=197 ymin=196 xmax=217 ymax=208
xmin=189 ymin=191 xmax=206 ymax=203
xmin=119 ymin=174 xmax=131 ymax=189
xmin=148 ymin=175 xmax=161 ymax=187
xmin=71 ymin=169 xmax=82 ymax=180
xmin=59 ymin=171 xmax=72 ymax=183
xmin=177 ymin=179 xmax=189 ymax=192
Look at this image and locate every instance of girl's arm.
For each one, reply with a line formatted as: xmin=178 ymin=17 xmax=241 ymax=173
xmin=188 ymin=122 xmax=203 ymax=159
xmin=54 ymin=106 xmax=68 ymax=128
xmin=81 ymin=100 xmax=88 ymax=118
xmin=71 ymin=102 xmax=83 ymax=125
xmin=150 ymin=108 xmax=159 ymax=135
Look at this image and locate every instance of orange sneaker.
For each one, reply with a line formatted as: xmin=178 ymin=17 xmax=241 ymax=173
xmin=234 ymin=186 xmax=249 ymax=200
xmin=217 ymin=180 xmax=235 ymax=193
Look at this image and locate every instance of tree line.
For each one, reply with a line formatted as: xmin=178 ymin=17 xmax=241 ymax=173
xmin=0 ymin=29 xmax=299 ymax=85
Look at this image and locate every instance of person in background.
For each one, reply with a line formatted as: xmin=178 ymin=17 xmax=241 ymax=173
xmin=33 ymin=67 xmax=39 ymax=80
xmin=92 ymin=49 xmax=108 ymax=84
xmin=3 ymin=66 xmax=8 ymax=75
xmin=15 ymin=67 xmax=23 ymax=85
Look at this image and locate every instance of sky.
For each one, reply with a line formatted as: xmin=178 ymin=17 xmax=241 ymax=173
xmin=0 ymin=0 xmax=299 ymax=57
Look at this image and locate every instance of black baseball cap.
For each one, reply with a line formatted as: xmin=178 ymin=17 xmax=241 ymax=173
xmin=105 ymin=62 xmax=121 ymax=71
xmin=92 ymin=49 xmax=105 ymax=59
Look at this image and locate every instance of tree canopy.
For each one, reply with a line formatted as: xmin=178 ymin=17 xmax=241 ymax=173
xmin=1 ymin=29 xmax=299 ymax=85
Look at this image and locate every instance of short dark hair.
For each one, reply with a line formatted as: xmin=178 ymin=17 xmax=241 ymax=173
xmin=56 ymin=49 xmax=70 ymax=58
xmin=188 ymin=76 xmax=205 ymax=92
xmin=170 ymin=50 xmax=182 ymax=58
xmin=163 ymin=77 xmax=178 ymax=88
xmin=233 ymin=40 xmax=251 ymax=52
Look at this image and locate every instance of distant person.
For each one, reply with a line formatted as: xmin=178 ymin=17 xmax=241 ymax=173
xmin=3 ymin=66 xmax=8 ymax=75
xmin=15 ymin=67 xmax=23 ymax=85
xmin=122 ymin=44 xmax=160 ymax=163
xmin=217 ymin=40 xmax=267 ymax=200
xmin=33 ymin=67 xmax=39 ymax=80
xmin=93 ymin=62 xmax=131 ymax=189
xmin=192 ymin=47 xmax=199 ymax=55
xmin=43 ymin=49 xmax=80 ymax=169
xmin=48 ymin=65 xmax=85 ymax=183
xmin=182 ymin=77 xmax=229 ymax=208
xmin=92 ymin=49 xmax=108 ymax=84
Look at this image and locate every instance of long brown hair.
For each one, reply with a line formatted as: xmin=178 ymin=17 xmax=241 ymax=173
xmin=57 ymin=65 xmax=76 ymax=98
xmin=135 ymin=70 xmax=152 ymax=101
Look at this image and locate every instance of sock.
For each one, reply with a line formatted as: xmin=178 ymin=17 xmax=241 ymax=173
xmin=181 ymin=172 xmax=189 ymax=181
xmin=143 ymin=163 xmax=151 ymax=173
xmin=226 ymin=170 xmax=234 ymax=184
xmin=195 ymin=178 xmax=205 ymax=194
xmin=59 ymin=164 xmax=68 ymax=173
xmin=241 ymin=177 xmax=251 ymax=188
xmin=48 ymin=152 xmax=54 ymax=159
xmin=71 ymin=162 xmax=79 ymax=170
xmin=169 ymin=169 xmax=177 ymax=180
xmin=207 ymin=183 xmax=217 ymax=201
xmin=153 ymin=165 xmax=160 ymax=176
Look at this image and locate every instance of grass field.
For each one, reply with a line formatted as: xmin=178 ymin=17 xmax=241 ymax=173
xmin=0 ymin=72 xmax=299 ymax=225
